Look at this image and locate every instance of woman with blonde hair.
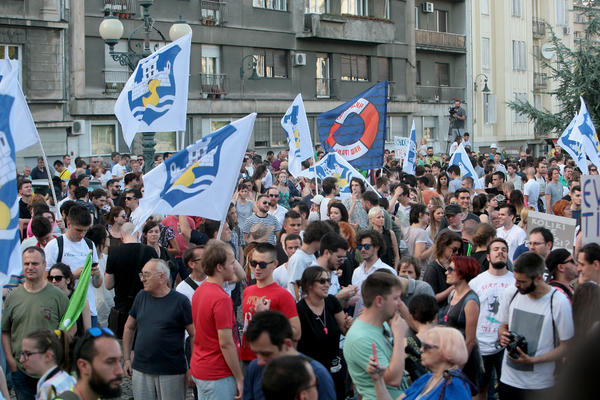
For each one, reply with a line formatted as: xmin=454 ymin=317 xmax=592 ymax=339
xmin=369 ymin=206 xmax=400 ymax=270
xmin=426 ymin=204 xmax=445 ymax=242
xmin=367 ymin=326 xmax=471 ymax=399
xmin=518 ymin=206 xmax=535 ymax=231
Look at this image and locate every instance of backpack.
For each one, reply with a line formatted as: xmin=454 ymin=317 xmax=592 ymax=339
xmin=56 ymin=235 xmax=93 ymax=263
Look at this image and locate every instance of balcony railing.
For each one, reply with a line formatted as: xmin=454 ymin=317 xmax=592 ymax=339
xmin=103 ymin=69 xmax=129 ymax=93
xmin=533 ymin=19 xmax=546 ymax=37
xmin=103 ymin=0 xmax=136 ymax=18
xmin=316 ymin=78 xmax=331 ymax=98
xmin=200 ymin=73 xmax=226 ymax=98
xmin=415 ymin=30 xmax=466 ymax=53
xmin=201 ymin=0 xmax=225 ymax=25
xmin=534 ymin=72 xmax=547 ymax=89
xmin=416 ymin=86 xmax=465 ymax=103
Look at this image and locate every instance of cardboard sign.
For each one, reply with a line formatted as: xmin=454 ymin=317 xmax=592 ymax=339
xmin=581 ymin=175 xmax=600 ymax=245
xmin=527 ymin=211 xmax=576 ymax=252
xmin=394 ymin=137 xmax=409 ymax=160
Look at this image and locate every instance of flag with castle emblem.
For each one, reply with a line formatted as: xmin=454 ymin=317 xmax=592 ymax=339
xmin=281 ymin=94 xmax=314 ymax=177
xmin=115 ymin=33 xmax=191 ymax=147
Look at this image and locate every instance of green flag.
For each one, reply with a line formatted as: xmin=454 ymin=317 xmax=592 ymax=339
xmin=59 ymin=251 xmax=92 ymax=331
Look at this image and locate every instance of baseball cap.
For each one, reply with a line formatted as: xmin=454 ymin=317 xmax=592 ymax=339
xmin=545 ymin=248 xmax=572 ymax=276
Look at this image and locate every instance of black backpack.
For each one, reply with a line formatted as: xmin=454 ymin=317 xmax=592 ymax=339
xmin=56 ymin=235 xmax=94 ymax=263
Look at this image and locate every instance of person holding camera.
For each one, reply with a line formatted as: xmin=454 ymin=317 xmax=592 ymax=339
xmin=449 ymin=98 xmax=466 ymax=142
xmin=497 ymin=252 xmax=573 ymax=400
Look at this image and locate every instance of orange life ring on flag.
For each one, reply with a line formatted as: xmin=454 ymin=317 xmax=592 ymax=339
xmin=325 ymin=98 xmax=379 ymax=161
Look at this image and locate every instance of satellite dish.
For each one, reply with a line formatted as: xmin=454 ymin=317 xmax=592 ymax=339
xmin=541 ymin=43 xmax=555 ymax=60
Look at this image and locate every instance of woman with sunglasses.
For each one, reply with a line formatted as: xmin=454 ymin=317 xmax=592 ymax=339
xmin=104 ymin=206 xmax=127 ymax=249
xmin=440 ymin=256 xmax=482 ymax=396
xmin=47 ymin=263 xmax=91 ymax=336
xmin=423 ymin=230 xmax=462 ymax=307
xmin=19 ymin=329 xmax=74 ymax=400
xmin=296 ymin=266 xmax=353 ymax=400
xmin=367 ymin=326 xmax=471 ymax=400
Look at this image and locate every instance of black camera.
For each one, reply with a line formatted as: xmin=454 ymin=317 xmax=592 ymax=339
xmin=449 ymin=106 xmax=457 ymax=116
xmin=506 ymin=331 xmax=528 ymax=359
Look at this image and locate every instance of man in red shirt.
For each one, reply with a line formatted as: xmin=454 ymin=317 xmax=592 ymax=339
xmin=242 ymin=243 xmax=300 ymax=366
xmin=191 ymin=240 xmax=243 ymax=399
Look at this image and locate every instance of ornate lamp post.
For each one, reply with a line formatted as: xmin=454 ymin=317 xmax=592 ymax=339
xmin=472 ymin=73 xmax=491 ymax=143
xmin=99 ymin=1 xmax=191 ymax=172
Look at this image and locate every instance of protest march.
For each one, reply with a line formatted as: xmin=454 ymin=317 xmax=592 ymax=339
xmin=2 ymin=31 xmax=600 ymax=400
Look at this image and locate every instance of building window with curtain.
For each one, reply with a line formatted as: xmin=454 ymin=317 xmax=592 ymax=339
xmin=512 ymin=40 xmax=526 ymax=70
xmin=253 ymin=49 xmax=288 ymax=78
xmin=483 ymin=93 xmax=496 ymax=124
xmin=341 ymin=0 xmax=367 ymax=16
xmin=306 ymin=0 xmax=327 ymax=13
xmin=155 ymin=132 xmax=178 ymax=152
xmin=0 ymin=44 xmax=22 ymax=84
xmin=482 ymin=37 xmax=490 ymax=70
xmin=91 ymin=124 xmax=117 ymax=156
xmin=316 ymin=55 xmax=331 ymax=98
xmin=341 ymin=54 xmax=368 ymax=81
xmin=253 ymin=0 xmax=287 ymax=11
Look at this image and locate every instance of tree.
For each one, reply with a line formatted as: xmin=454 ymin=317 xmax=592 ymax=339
xmin=507 ymin=4 xmax=600 ymax=136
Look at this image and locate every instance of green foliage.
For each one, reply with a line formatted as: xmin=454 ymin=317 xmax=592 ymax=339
xmin=506 ymin=5 xmax=600 ymax=136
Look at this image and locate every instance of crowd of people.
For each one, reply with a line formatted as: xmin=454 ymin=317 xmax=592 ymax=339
xmin=3 ymin=139 xmax=600 ymax=400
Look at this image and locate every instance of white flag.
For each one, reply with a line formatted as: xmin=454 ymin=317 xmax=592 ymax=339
xmin=0 ymin=64 xmax=40 ymax=286
xmin=115 ymin=33 xmax=191 ymax=147
xmin=576 ymin=97 xmax=600 ymax=171
xmin=402 ymin=120 xmax=417 ymax=175
xmin=281 ymin=94 xmax=314 ymax=177
xmin=131 ymin=113 xmax=256 ymax=230
xmin=558 ymin=111 xmax=588 ymax=175
xmin=449 ymin=143 xmax=482 ymax=189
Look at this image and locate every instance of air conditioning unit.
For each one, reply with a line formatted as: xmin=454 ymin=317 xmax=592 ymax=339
xmin=70 ymin=120 xmax=85 ymax=136
xmin=563 ymin=26 xmax=571 ymax=34
xmin=422 ymin=2 xmax=434 ymax=13
xmin=293 ymin=53 xmax=307 ymax=67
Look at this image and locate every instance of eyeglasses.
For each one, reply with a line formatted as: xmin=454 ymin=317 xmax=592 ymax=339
xmin=562 ymin=258 xmax=575 ymax=264
xmin=139 ymin=271 xmax=160 ymax=279
xmin=314 ymin=277 xmax=330 ymax=285
xmin=269 ymin=194 xmax=279 ymax=198
xmin=47 ymin=275 xmax=64 ymax=282
xmin=88 ymin=327 xmax=115 ymax=338
xmin=19 ymin=350 xmax=44 ymax=361
xmin=591 ymin=168 xmax=598 ymax=172
xmin=249 ymin=260 xmax=274 ymax=269
xmin=420 ymin=342 xmax=439 ymax=352
xmin=357 ymin=243 xmax=372 ymax=250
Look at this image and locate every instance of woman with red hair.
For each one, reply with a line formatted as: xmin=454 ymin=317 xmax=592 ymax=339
xmin=441 ymin=256 xmax=482 ymax=396
xmin=338 ymin=221 xmax=359 ymax=287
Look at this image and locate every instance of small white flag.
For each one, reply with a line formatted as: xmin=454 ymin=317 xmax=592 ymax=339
xmin=281 ymin=94 xmax=314 ymax=177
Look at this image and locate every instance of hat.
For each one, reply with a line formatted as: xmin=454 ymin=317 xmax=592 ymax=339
xmin=490 ymin=143 xmax=498 ymax=149
xmin=445 ymin=204 xmax=463 ymax=217
xmin=311 ymin=194 xmax=324 ymax=205
xmin=248 ymin=223 xmax=274 ymax=243
xmin=545 ymin=248 xmax=572 ymax=276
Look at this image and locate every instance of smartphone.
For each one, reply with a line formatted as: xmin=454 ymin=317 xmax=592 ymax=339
xmin=372 ymin=342 xmax=378 ymax=363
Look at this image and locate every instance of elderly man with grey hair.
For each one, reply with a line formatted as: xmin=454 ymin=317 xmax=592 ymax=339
xmin=122 ymin=258 xmax=195 ymax=400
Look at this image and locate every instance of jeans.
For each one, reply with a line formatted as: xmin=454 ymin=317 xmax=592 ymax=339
xmin=11 ymin=369 xmax=37 ymax=400
xmin=193 ymin=376 xmax=237 ymax=400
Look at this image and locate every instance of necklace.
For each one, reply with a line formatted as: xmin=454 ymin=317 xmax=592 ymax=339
xmin=314 ymin=304 xmax=328 ymax=335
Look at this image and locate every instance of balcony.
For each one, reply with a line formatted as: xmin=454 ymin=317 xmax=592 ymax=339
xmin=200 ymin=73 xmax=226 ymax=99
xmin=300 ymin=13 xmax=394 ymax=43
xmin=532 ymin=19 xmax=546 ymax=38
xmin=201 ymin=0 xmax=225 ymax=26
xmin=533 ymin=72 xmax=547 ymax=89
xmin=103 ymin=69 xmax=129 ymax=94
xmin=103 ymin=0 xmax=136 ymax=19
xmin=415 ymin=30 xmax=466 ymax=53
xmin=416 ymin=86 xmax=465 ymax=103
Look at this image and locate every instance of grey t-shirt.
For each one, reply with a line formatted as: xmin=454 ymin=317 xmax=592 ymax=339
xmin=546 ymin=182 xmax=563 ymax=214
xmin=404 ymin=226 xmax=433 ymax=258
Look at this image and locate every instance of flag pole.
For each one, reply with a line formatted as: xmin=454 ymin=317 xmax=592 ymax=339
xmin=312 ymin=155 xmax=319 ymax=194
xmin=38 ymin=142 xmax=59 ymax=212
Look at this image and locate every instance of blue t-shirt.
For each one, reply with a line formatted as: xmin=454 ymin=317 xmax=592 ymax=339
xmin=243 ymin=353 xmax=336 ymax=400
xmin=403 ymin=371 xmax=471 ymax=400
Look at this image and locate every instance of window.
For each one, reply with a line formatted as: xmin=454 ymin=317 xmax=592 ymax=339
xmin=423 ymin=117 xmax=438 ymax=142
xmin=435 ymin=63 xmax=450 ymax=86
xmin=481 ymin=0 xmax=489 ymax=15
xmin=436 ymin=10 xmax=448 ymax=32
xmin=253 ymin=0 xmax=287 ymax=11
xmin=91 ymin=124 xmax=117 ymax=155
xmin=512 ymin=40 xmax=526 ymax=70
xmin=306 ymin=0 xmax=327 ymax=13
xmin=389 ymin=116 xmax=407 ymax=142
xmin=482 ymin=37 xmax=490 ymax=69
xmin=483 ymin=93 xmax=496 ymax=124
xmin=511 ymin=0 xmax=522 ymax=17
xmin=513 ymin=92 xmax=529 ymax=122
xmin=341 ymin=0 xmax=367 ymax=16
xmin=254 ymin=49 xmax=288 ymax=78
xmin=155 ymin=132 xmax=178 ymax=152
xmin=316 ymin=55 xmax=330 ymax=98
xmin=270 ymin=118 xmax=286 ymax=147
xmin=415 ymin=6 xmax=420 ymax=29
xmin=0 ymin=44 xmax=22 ymax=84
xmin=104 ymin=41 xmax=129 ymax=93
xmin=341 ymin=55 xmax=368 ymax=81
xmin=201 ymin=45 xmax=220 ymax=75
xmin=534 ymin=94 xmax=542 ymax=111
xmin=556 ymin=0 xmax=567 ymax=26
xmin=416 ymin=60 xmax=421 ymax=85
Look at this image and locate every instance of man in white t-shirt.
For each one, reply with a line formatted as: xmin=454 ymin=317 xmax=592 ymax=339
xmin=273 ymin=234 xmax=301 ymax=290
xmin=111 ymin=156 xmax=128 ymax=180
xmin=266 ymin=186 xmax=287 ymax=226
xmin=469 ymin=238 xmax=515 ymax=398
xmin=176 ymin=246 xmax=206 ymax=302
xmin=320 ymin=177 xmax=339 ymax=220
xmin=44 ymin=204 xmax=102 ymax=326
xmin=498 ymin=251 xmax=573 ymax=399
xmin=523 ymin=167 xmax=540 ymax=211
xmin=496 ymin=204 xmax=526 ymax=262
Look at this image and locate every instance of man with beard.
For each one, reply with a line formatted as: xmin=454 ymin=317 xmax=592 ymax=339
xmin=55 ymin=328 xmax=124 ymax=399
xmin=497 ymin=252 xmax=573 ymax=400
xmin=313 ymin=232 xmax=358 ymax=305
xmin=469 ymin=238 xmax=515 ymax=399
xmin=105 ymin=179 xmax=121 ymax=208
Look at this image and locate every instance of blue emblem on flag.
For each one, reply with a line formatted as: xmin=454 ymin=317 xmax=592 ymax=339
xmin=128 ymin=45 xmax=181 ymax=126
xmin=0 ymin=94 xmax=21 ymax=275
xmin=160 ymin=124 xmax=237 ymax=207
xmin=283 ymin=105 xmax=302 ymax=160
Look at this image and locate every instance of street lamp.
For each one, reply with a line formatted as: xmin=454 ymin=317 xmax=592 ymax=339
xmin=472 ymin=73 xmax=491 ymax=142
xmin=99 ymin=1 xmax=191 ymax=172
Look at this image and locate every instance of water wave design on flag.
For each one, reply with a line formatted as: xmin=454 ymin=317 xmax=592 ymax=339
xmin=128 ymin=45 xmax=181 ymax=126
xmin=298 ymin=152 xmax=372 ymax=196
xmin=161 ymin=124 xmax=236 ymax=207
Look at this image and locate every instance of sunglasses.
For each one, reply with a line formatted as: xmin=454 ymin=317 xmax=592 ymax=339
xmin=125 ymin=197 xmax=135 ymax=201
xmin=451 ymin=247 xmax=460 ymax=254
xmin=357 ymin=243 xmax=372 ymax=250
xmin=446 ymin=266 xmax=455 ymax=273
xmin=119 ymin=214 xmax=128 ymax=218
xmin=314 ymin=277 xmax=330 ymax=285
xmin=249 ymin=260 xmax=274 ymax=269
xmin=47 ymin=275 xmax=64 ymax=282
xmin=261 ymin=201 xmax=269 ymax=205
xmin=269 ymin=194 xmax=279 ymax=198
xmin=421 ymin=342 xmax=439 ymax=352
xmin=88 ymin=327 xmax=115 ymax=338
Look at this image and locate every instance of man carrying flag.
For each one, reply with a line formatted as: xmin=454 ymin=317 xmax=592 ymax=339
xmin=402 ymin=121 xmax=417 ymax=175
xmin=448 ymin=143 xmax=483 ymax=190
xmin=282 ymin=94 xmax=314 ymax=177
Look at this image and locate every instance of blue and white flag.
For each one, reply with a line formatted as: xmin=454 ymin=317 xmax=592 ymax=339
xmin=297 ymin=152 xmax=377 ymax=197
xmin=281 ymin=94 xmax=313 ymax=177
xmin=449 ymin=143 xmax=482 ymax=189
xmin=402 ymin=120 xmax=417 ymax=175
xmin=131 ymin=113 xmax=256 ymax=230
xmin=576 ymin=97 xmax=600 ymax=171
xmin=115 ymin=33 xmax=192 ymax=147
xmin=0 ymin=65 xmax=40 ymax=286
xmin=558 ymin=111 xmax=588 ymax=174
xmin=0 ymin=59 xmax=19 ymax=82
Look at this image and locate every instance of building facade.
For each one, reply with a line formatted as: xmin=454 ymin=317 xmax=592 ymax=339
xmin=5 ymin=0 xmax=470 ymax=167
